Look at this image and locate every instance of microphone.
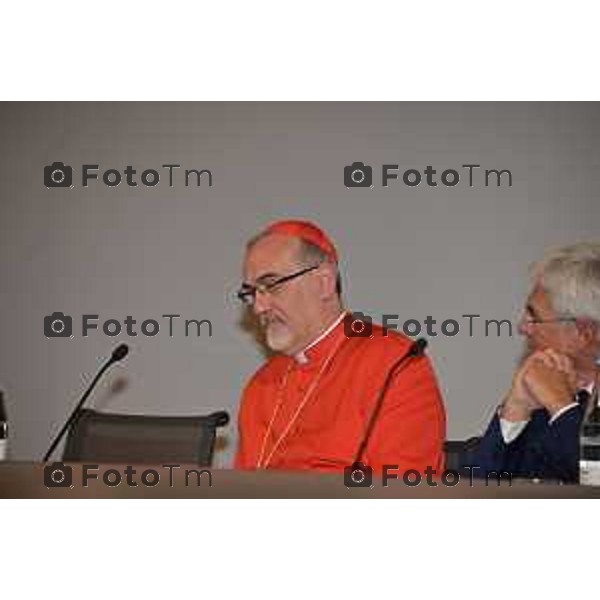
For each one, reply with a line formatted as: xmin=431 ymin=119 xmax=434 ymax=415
xmin=43 ymin=344 xmax=130 ymax=462
xmin=352 ymin=337 xmax=428 ymax=466
xmin=0 ymin=390 xmax=8 ymax=461
xmin=111 ymin=343 xmax=129 ymax=363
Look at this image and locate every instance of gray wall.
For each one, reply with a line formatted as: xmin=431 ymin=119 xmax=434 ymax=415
xmin=1 ymin=102 xmax=599 ymax=466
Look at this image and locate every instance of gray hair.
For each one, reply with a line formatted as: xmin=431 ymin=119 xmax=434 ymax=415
xmin=298 ymin=240 xmax=342 ymax=296
xmin=532 ymin=242 xmax=600 ymax=325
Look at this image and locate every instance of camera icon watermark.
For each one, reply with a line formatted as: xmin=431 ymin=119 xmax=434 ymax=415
xmin=343 ymin=311 xmax=513 ymax=339
xmin=344 ymin=162 xmax=373 ymax=188
xmin=344 ymin=462 xmax=373 ymax=488
xmin=44 ymin=462 xmax=73 ymax=488
xmin=44 ymin=312 xmax=73 ymax=338
xmin=43 ymin=162 xmax=213 ymax=189
xmin=43 ymin=463 xmax=213 ymax=489
xmin=44 ymin=162 xmax=73 ymax=188
xmin=344 ymin=312 xmax=373 ymax=338
xmin=43 ymin=312 xmax=213 ymax=339
xmin=343 ymin=463 xmax=513 ymax=489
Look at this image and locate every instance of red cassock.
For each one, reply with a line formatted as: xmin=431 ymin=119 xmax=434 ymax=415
xmin=235 ymin=319 xmax=446 ymax=474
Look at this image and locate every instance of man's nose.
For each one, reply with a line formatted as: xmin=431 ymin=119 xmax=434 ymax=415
xmin=517 ymin=314 xmax=531 ymax=337
xmin=252 ymin=289 xmax=272 ymax=315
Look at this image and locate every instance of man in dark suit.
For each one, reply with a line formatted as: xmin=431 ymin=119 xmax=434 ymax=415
xmin=468 ymin=243 xmax=600 ymax=482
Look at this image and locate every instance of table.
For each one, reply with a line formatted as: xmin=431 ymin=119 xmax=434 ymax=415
xmin=1 ymin=462 xmax=600 ymax=498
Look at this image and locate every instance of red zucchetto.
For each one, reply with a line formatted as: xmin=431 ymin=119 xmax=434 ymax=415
xmin=262 ymin=219 xmax=338 ymax=263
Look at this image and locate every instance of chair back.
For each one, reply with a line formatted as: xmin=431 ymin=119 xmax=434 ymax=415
xmin=63 ymin=409 xmax=229 ymax=466
xmin=444 ymin=437 xmax=481 ymax=471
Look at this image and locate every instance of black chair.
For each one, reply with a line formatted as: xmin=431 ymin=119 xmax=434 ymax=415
xmin=63 ymin=409 xmax=229 ymax=466
xmin=443 ymin=437 xmax=481 ymax=471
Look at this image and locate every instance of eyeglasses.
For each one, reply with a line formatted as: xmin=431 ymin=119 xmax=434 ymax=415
xmin=236 ymin=264 xmax=321 ymax=306
xmin=522 ymin=316 xmax=577 ymax=326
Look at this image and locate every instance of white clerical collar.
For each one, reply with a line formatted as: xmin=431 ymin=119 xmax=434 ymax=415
xmin=294 ymin=311 xmax=347 ymax=364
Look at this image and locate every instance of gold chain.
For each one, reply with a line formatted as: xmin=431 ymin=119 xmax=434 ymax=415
xmin=256 ymin=335 xmax=347 ymax=469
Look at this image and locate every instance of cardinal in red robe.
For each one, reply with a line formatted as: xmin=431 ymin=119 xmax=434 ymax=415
xmin=234 ymin=220 xmax=446 ymax=475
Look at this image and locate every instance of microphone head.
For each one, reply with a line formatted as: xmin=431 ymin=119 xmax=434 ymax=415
xmin=110 ymin=344 xmax=129 ymax=363
xmin=409 ymin=337 xmax=428 ymax=357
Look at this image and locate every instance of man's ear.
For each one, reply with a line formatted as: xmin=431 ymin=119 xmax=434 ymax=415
xmin=575 ymin=318 xmax=598 ymax=347
xmin=318 ymin=262 xmax=337 ymax=299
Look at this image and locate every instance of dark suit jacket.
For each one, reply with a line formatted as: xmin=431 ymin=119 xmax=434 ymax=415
xmin=464 ymin=403 xmax=584 ymax=483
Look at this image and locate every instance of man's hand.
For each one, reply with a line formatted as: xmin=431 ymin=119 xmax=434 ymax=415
xmin=521 ymin=349 xmax=578 ymax=417
xmin=499 ymin=353 xmax=544 ymax=422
